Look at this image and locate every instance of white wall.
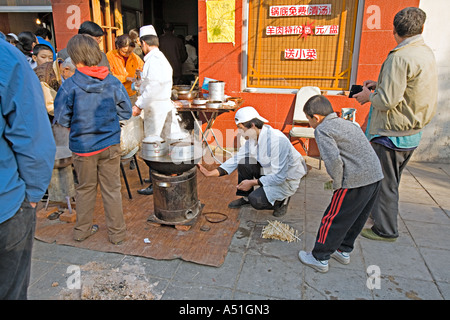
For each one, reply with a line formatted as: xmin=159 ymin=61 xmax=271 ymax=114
xmin=414 ymin=0 xmax=450 ymax=163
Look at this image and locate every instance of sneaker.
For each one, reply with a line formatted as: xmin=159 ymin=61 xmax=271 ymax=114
xmin=298 ymin=251 xmax=329 ymax=273
xmin=331 ymin=250 xmax=350 ymax=265
xmin=360 ymin=228 xmax=397 ymax=242
xmin=74 ymin=224 xmax=99 ymax=242
xmin=228 ymin=197 xmax=249 ymax=209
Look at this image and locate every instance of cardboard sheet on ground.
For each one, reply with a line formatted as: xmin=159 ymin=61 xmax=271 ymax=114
xmin=35 ymin=160 xmax=240 ymax=267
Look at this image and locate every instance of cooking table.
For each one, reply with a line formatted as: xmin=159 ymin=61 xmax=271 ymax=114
xmin=174 ymin=99 xmax=243 ymax=164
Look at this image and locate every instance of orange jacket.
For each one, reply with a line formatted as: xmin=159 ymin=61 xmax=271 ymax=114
xmin=106 ymin=49 xmax=144 ymax=97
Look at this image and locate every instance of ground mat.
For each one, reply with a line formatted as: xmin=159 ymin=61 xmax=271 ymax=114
xmin=35 ymin=159 xmax=240 ymax=267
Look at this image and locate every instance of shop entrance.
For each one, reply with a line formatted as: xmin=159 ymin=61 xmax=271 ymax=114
xmin=122 ymin=0 xmax=198 ymax=85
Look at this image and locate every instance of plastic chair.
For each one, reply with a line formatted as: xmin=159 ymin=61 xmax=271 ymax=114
xmin=120 ymin=146 xmax=143 ymax=199
xmin=289 ymin=87 xmax=322 ymax=169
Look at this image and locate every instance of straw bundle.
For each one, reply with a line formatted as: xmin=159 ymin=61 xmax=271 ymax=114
xmin=261 ymin=220 xmax=301 ymax=243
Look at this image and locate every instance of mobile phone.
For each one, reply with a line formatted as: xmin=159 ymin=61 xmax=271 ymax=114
xmin=349 ymin=85 xmax=363 ymax=98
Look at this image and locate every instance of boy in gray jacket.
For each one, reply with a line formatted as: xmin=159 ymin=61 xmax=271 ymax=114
xmin=298 ymin=95 xmax=384 ymax=273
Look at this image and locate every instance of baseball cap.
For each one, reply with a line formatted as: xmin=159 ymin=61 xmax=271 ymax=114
xmin=234 ymin=107 xmax=268 ymax=125
xmin=7 ymin=33 xmax=19 ymax=41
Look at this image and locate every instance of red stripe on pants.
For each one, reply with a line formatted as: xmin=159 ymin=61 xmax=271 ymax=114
xmin=318 ymin=188 xmax=348 ymax=244
xmin=318 ymin=189 xmax=342 ymax=243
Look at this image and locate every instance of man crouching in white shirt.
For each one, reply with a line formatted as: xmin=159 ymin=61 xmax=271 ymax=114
xmin=198 ymin=107 xmax=307 ymax=217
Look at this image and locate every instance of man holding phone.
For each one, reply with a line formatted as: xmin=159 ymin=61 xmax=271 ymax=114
xmin=353 ymin=7 xmax=438 ymax=242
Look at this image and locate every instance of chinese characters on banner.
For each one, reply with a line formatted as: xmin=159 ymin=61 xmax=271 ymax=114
xmin=315 ymin=25 xmax=339 ymax=35
xmin=266 ymin=25 xmax=339 ymax=36
xmin=268 ymin=4 xmax=334 ymax=60
xmin=285 ymin=49 xmax=317 ymax=60
xmin=270 ymin=5 xmax=331 ymax=17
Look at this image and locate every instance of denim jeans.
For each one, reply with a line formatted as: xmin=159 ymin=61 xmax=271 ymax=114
xmin=0 ymin=200 xmax=36 ymax=300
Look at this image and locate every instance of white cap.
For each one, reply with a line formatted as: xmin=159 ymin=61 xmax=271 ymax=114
xmin=139 ymin=25 xmax=157 ymax=38
xmin=7 ymin=33 xmax=18 ymax=41
xmin=234 ymin=107 xmax=268 ymax=125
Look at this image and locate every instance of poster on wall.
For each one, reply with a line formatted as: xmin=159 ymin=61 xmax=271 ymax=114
xmin=206 ymin=0 xmax=235 ymax=44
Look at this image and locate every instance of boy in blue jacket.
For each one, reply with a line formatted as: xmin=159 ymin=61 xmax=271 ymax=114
xmin=54 ymin=34 xmax=132 ymax=245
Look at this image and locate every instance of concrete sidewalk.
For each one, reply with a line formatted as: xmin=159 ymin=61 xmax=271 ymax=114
xmin=28 ymin=157 xmax=450 ymax=300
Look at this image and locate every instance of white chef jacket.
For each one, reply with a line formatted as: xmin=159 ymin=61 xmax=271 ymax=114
xmin=220 ymin=125 xmax=307 ymax=204
xmin=135 ymin=48 xmax=177 ymax=139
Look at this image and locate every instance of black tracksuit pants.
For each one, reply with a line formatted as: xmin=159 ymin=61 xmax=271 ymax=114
xmin=235 ymin=157 xmax=282 ymax=210
xmin=312 ymin=180 xmax=381 ymax=261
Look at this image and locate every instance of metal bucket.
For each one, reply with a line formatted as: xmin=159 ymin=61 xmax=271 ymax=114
xmin=208 ymin=81 xmax=225 ymax=102
xmin=151 ymin=166 xmax=201 ymax=223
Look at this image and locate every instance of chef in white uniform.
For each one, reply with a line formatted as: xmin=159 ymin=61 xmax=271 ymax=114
xmin=132 ymin=25 xmax=182 ymax=142
xmin=132 ymin=25 xmax=183 ymax=195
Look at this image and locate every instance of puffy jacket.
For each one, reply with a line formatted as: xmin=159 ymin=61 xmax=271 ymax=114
xmin=54 ymin=69 xmax=132 ymax=153
xmin=106 ymin=49 xmax=144 ymax=97
xmin=369 ymin=35 xmax=438 ymax=137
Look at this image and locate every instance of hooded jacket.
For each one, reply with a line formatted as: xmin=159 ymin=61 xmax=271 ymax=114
xmin=54 ymin=68 xmax=132 ymax=154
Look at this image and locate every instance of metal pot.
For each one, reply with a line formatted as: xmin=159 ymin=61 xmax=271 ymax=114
xmin=141 ymin=140 xmax=168 ymax=158
xmin=173 ymin=85 xmax=191 ymax=91
xmin=169 ymin=141 xmax=195 ymax=161
xmin=205 ymin=101 xmax=222 ymax=108
xmin=208 ymin=81 xmax=225 ymax=102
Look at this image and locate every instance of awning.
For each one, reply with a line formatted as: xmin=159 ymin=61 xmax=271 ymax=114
xmin=0 ymin=6 xmax=52 ymax=12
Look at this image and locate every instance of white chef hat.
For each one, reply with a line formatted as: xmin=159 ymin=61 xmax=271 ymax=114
xmin=234 ymin=107 xmax=268 ymax=125
xmin=139 ymin=25 xmax=157 ymax=38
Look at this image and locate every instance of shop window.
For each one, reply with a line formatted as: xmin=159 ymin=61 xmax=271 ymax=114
xmin=91 ymin=0 xmax=123 ymax=53
xmin=246 ymin=0 xmax=361 ymax=91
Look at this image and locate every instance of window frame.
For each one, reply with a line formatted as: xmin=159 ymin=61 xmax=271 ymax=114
xmin=241 ymin=0 xmax=365 ymax=94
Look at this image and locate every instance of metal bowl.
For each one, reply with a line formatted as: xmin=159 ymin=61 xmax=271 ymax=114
xmin=206 ymin=101 xmax=222 ymax=108
xmin=176 ymin=90 xmax=198 ymax=100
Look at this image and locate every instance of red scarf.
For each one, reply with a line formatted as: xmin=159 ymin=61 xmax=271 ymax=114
xmin=77 ymin=66 xmax=109 ymax=80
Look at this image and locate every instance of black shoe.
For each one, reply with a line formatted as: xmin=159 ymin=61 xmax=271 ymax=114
xmin=144 ymin=178 xmax=152 ymax=183
xmin=137 ymin=185 xmax=153 ymax=195
xmin=228 ymin=197 xmax=249 ymax=209
xmin=273 ymin=199 xmax=289 ymax=217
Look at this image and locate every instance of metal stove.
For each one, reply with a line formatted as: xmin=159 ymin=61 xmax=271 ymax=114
xmin=141 ymin=139 xmax=203 ymax=227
